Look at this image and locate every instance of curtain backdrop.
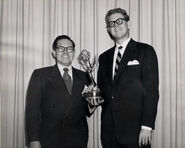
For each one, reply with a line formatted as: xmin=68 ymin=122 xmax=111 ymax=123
xmin=0 ymin=0 xmax=185 ymax=148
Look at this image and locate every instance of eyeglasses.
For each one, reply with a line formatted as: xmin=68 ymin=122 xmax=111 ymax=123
xmin=56 ymin=46 xmax=73 ymax=53
xmin=107 ymin=18 xmax=127 ymax=28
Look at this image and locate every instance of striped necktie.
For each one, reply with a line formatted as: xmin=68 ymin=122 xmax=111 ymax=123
xmin=114 ymin=46 xmax=123 ymax=78
xmin=63 ymin=68 xmax=72 ymax=93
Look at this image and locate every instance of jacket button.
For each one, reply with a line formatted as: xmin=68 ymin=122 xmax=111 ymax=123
xmin=112 ymin=96 xmax=114 ymax=99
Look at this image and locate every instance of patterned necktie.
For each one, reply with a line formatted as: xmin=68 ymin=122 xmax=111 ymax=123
xmin=114 ymin=46 xmax=123 ymax=78
xmin=63 ymin=68 xmax=72 ymax=93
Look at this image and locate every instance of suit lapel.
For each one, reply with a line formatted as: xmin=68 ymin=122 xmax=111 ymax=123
xmin=71 ymin=67 xmax=84 ymax=96
xmin=64 ymin=68 xmax=85 ymax=116
xmin=71 ymin=67 xmax=78 ymax=95
xmin=65 ymin=68 xmax=83 ymax=106
xmin=107 ymin=46 xmax=115 ymax=83
xmin=48 ymin=66 xmax=83 ymax=98
xmin=113 ymin=39 xmax=138 ymax=82
xmin=49 ymin=65 xmax=71 ymax=95
xmin=48 ymin=65 xmax=75 ymax=118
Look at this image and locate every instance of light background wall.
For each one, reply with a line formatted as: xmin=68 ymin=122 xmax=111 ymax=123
xmin=0 ymin=0 xmax=185 ymax=148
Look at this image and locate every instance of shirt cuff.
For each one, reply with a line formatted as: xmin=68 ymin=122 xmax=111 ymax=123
xmin=141 ymin=125 xmax=152 ymax=131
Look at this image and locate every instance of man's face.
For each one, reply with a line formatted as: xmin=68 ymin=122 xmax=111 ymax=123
xmin=107 ymin=13 xmax=129 ymax=41
xmin=53 ymin=39 xmax=75 ymax=67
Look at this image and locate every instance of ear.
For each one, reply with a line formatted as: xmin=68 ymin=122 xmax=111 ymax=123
xmin=127 ymin=21 xmax=131 ymax=29
xmin=107 ymin=27 xmax=110 ymax=34
xmin=52 ymin=50 xmax=56 ymax=58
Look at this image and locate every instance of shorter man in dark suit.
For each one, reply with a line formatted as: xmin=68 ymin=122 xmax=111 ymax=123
xmin=98 ymin=8 xmax=159 ymax=148
xmin=26 ymin=35 xmax=94 ymax=148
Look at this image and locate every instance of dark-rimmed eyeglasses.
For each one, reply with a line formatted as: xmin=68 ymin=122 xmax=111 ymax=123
xmin=107 ymin=18 xmax=127 ymax=28
xmin=56 ymin=46 xmax=73 ymax=53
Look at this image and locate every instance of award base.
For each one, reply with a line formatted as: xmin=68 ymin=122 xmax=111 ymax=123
xmin=83 ymin=89 xmax=103 ymax=106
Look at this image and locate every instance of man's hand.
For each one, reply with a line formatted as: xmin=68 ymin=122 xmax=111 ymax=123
xmin=82 ymin=84 xmax=104 ymax=107
xmin=139 ymin=129 xmax=152 ymax=147
xmin=29 ymin=141 xmax=41 ymax=148
xmin=86 ymin=97 xmax=104 ymax=107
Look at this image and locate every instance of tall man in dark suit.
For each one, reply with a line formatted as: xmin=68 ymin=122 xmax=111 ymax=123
xmin=98 ymin=8 xmax=159 ymax=148
xmin=26 ymin=35 xmax=93 ymax=148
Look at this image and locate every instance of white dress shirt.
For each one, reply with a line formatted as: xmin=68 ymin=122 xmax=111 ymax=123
xmin=57 ymin=63 xmax=73 ymax=81
xmin=112 ymin=37 xmax=131 ymax=78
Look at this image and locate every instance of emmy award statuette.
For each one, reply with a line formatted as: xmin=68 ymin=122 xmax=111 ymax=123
xmin=78 ymin=49 xmax=103 ymax=107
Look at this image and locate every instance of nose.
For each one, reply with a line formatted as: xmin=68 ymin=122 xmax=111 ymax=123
xmin=113 ymin=22 xmax=121 ymax=29
xmin=63 ymin=49 xmax=68 ymax=53
xmin=114 ymin=24 xmax=120 ymax=30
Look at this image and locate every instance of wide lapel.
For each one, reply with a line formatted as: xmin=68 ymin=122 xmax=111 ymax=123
xmin=71 ymin=67 xmax=83 ymax=96
xmin=65 ymin=68 xmax=84 ymax=113
xmin=47 ymin=65 xmax=73 ymax=119
xmin=113 ymin=39 xmax=138 ymax=83
xmin=107 ymin=46 xmax=115 ymax=83
xmin=49 ymin=65 xmax=71 ymax=95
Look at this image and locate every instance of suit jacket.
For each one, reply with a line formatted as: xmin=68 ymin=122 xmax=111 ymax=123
xmin=26 ymin=65 xmax=91 ymax=148
xmin=98 ymin=39 xmax=159 ymax=145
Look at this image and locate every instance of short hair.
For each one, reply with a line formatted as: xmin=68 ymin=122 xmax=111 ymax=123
xmin=105 ymin=8 xmax=130 ymax=26
xmin=52 ymin=35 xmax=75 ymax=50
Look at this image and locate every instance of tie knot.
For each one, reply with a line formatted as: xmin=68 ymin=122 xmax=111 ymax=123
xmin=63 ymin=68 xmax=69 ymax=72
xmin=118 ymin=46 xmax=123 ymax=50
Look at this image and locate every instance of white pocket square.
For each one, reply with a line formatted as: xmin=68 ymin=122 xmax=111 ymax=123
xmin=127 ymin=60 xmax=139 ymax=65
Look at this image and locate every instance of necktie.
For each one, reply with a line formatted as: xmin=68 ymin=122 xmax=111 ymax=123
xmin=114 ymin=46 xmax=122 ymax=78
xmin=63 ymin=68 xmax=72 ymax=93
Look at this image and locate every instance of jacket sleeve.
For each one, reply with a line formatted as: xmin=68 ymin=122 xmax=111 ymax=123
xmin=85 ymin=72 xmax=95 ymax=117
xmin=25 ymin=69 xmax=43 ymax=142
xmin=141 ymin=46 xmax=159 ymax=129
xmin=97 ymin=55 xmax=106 ymax=100
xmin=97 ymin=54 xmax=109 ymax=104
xmin=97 ymin=55 xmax=103 ymax=91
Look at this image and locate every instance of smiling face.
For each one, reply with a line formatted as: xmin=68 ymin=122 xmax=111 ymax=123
xmin=107 ymin=12 xmax=129 ymax=43
xmin=53 ymin=39 xmax=75 ymax=67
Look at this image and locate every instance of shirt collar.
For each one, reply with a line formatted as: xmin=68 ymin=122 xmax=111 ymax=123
xmin=57 ymin=63 xmax=73 ymax=77
xmin=116 ymin=37 xmax=131 ymax=49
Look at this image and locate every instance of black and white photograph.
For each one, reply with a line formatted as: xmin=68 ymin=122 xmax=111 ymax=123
xmin=0 ymin=0 xmax=185 ymax=148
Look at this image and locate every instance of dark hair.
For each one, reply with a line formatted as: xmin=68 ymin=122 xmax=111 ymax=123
xmin=105 ymin=8 xmax=130 ymax=26
xmin=52 ymin=35 xmax=75 ymax=50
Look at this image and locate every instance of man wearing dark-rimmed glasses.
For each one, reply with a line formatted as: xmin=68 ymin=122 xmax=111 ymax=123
xmin=98 ymin=8 xmax=159 ymax=148
xmin=26 ymin=35 xmax=95 ymax=148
